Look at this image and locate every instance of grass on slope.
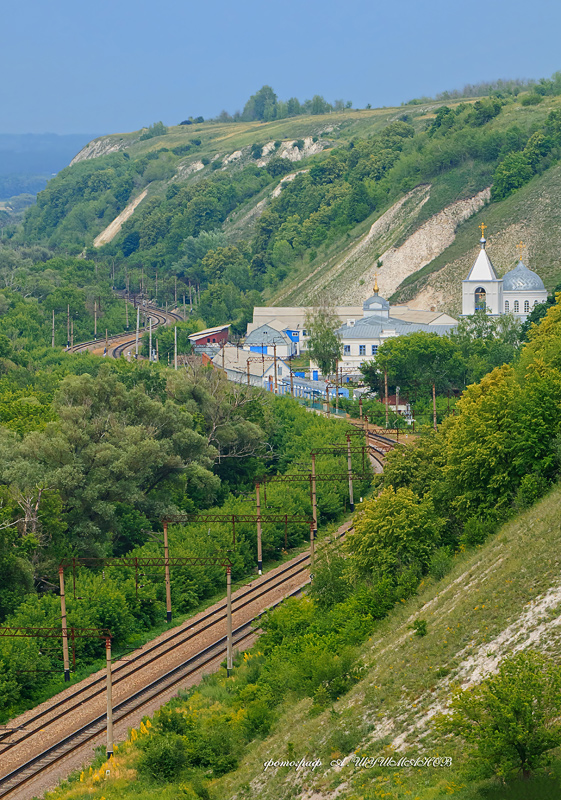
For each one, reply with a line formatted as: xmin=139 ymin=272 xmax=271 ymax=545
xmin=48 ymin=483 xmax=561 ymax=800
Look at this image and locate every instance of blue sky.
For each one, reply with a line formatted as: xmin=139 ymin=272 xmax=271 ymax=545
xmin=2 ymin=0 xmax=560 ymax=134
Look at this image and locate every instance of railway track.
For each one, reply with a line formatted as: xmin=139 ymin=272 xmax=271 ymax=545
xmin=69 ymin=302 xmax=181 ymax=358
xmin=0 ymin=529 xmax=350 ymax=799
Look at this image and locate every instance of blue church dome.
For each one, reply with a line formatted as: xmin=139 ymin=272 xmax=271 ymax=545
xmin=502 ymin=261 xmax=545 ymax=292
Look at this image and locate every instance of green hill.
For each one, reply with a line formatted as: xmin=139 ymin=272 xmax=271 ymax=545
xmin=8 ymin=86 xmax=561 ymax=331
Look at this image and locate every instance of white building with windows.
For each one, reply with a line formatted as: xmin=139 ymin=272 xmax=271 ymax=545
xmin=461 ymin=234 xmax=547 ymax=318
xmin=335 ymin=279 xmax=457 ymax=376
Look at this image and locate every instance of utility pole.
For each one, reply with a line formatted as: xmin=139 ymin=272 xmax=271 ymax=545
xmin=135 ymin=307 xmax=140 ymax=358
xmin=105 ymin=329 xmax=108 ymax=356
xmin=183 ymin=294 xmax=186 ymax=321
xmin=290 ymin=368 xmax=294 ymax=397
xmin=226 ymin=566 xmax=233 ymax=676
xmin=163 ymin=522 xmax=172 ymax=623
xmin=67 ymin=304 xmax=70 ymax=349
xmin=156 ymin=338 xmax=159 ymax=362
xmin=106 ymin=635 xmax=113 ymax=758
xmin=255 ymin=482 xmax=263 ymax=575
xmin=125 ymin=295 xmax=129 ymax=330
xmin=311 ymin=453 xmax=318 ymax=554
xmin=359 ymin=395 xmax=363 ymax=421
xmin=94 ymin=300 xmax=97 ymax=340
xmin=174 ymin=326 xmax=178 ymax=370
xmin=273 ymin=344 xmax=278 ymax=394
xmin=52 ymin=310 xmax=55 ymax=348
xmin=326 ymin=384 xmax=330 ymax=417
xmin=335 ymin=360 xmax=339 ymax=414
xmin=396 ymin=385 xmax=400 ymax=416
xmin=149 ymin=317 xmax=152 ymax=362
xmin=59 ymin=566 xmax=70 ymax=682
xmin=347 ymin=434 xmax=355 ymax=512
xmin=70 ymin=320 xmax=74 ymax=353
xmin=385 ymin=370 xmax=389 ymax=429
xmin=247 ymin=360 xmax=250 ymax=387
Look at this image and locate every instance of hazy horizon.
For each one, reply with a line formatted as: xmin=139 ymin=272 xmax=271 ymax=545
xmin=2 ymin=0 xmax=560 ymax=135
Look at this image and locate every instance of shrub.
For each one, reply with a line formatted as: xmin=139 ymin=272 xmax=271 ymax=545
xmin=514 ymin=473 xmax=549 ymax=509
xmin=520 ymin=93 xmax=543 ymax=106
xmin=137 ymin=732 xmax=187 ymax=781
xmin=429 ymin=547 xmax=454 ymax=580
xmin=439 ymin=651 xmax=561 ymax=780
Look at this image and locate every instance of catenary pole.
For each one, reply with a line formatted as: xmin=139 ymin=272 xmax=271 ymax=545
xmin=149 ymin=317 xmax=152 ymax=362
xmin=226 ymin=566 xmax=233 ymax=676
xmin=163 ymin=521 xmax=172 ymax=623
xmin=59 ymin=567 xmax=70 ymax=682
xmin=174 ymin=325 xmax=178 ymax=370
xmin=135 ymin=307 xmax=140 ymax=357
xmin=347 ymin=433 xmax=355 ymax=512
xmin=106 ymin=636 xmax=113 ymax=758
xmin=385 ymin=370 xmax=389 ymax=429
xmin=255 ymin=482 xmax=263 ymax=574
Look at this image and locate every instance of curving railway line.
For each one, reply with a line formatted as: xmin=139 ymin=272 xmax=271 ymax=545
xmin=69 ymin=302 xmax=182 ymax=359
xmin=0 ymin=352 xmax=399 ymax=797
xmin=0 ymin=527 xmax=352 ymax=800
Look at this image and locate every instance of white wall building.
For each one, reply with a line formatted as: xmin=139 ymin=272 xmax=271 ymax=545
xmin=334 ymin=282 xmax=457 ymax=375
xmin=461 ymin=234 xmax=547 ymax=318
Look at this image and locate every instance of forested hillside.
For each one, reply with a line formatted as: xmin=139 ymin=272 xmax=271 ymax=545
xmin=3 ymin=76 xmax=561 ymax=329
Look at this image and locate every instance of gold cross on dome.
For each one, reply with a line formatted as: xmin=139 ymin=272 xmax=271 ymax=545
xmin=479 ymin=222 xmax=487 ymax=238
xmin=516 ymin=241 xmax=526 ymax=257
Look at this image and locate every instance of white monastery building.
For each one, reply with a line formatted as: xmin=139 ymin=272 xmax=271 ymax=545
xmin=243 ymin=228 xmax=549 ymax=378
xmin=462 ymin=228 xmax=547 ymax=317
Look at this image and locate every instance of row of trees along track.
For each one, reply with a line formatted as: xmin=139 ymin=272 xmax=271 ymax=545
xmin=0 ymin=360 xmax=398 ymax=799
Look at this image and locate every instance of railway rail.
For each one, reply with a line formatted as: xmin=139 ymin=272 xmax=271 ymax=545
xmin=69 ymin=302 xmax=181 ymax=358
xmin=0 ymin=527 xmax=351 ymax=799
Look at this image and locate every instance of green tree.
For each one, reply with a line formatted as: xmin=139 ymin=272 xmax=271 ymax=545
xmin=304 ymin=305 xmax=342 ymax=377
xmin=439 ymin=651 xmax=561 ymax=780
xmin=242 ymin=86 xmax=278 ymax=121
xmin=345 ymin=486 xmax=443 ymax=581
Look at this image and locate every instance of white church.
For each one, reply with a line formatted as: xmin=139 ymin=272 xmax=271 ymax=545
xmin=462 ymin=226 xmax=547 ymax=318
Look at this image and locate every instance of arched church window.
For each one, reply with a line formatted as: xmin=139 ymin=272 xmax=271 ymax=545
xmin=534 ymin=300 xmax=539 ymax=306
xmin=504 ymin=300 xmax=509 ymax=312
xmin=474 ymin=287 xmax=486 ymax=312
xmin=524 ymin=300 xmax=530 ymax=313
xmin=514 ymin=300 xmax=519 ymax=313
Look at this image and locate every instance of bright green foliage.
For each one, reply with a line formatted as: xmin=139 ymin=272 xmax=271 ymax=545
xmin=440 ymin=651 xmax=561 ymax=780
xmin=137 ymin=732 xmax=188 ymax=780
xmin=139 ymin=121 xmax=168 ymax=141
xmin=345 ymin=486 xmax=443 ymax=581
xmin=363 ymin=330 xmax=465 ymax=400
xmin=304 ymin=305 xmax=342 ymax=376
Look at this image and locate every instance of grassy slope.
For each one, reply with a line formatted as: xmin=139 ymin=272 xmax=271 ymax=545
xmin=394 ymin=161 xmax=561 ymax=314
xmin=213 ymin=485 xmax=561 ymax=800
xmin=51 ymin=482 xmax=561 ymax=800
xmin=267 ymin=95 xmax=561 ymax=309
